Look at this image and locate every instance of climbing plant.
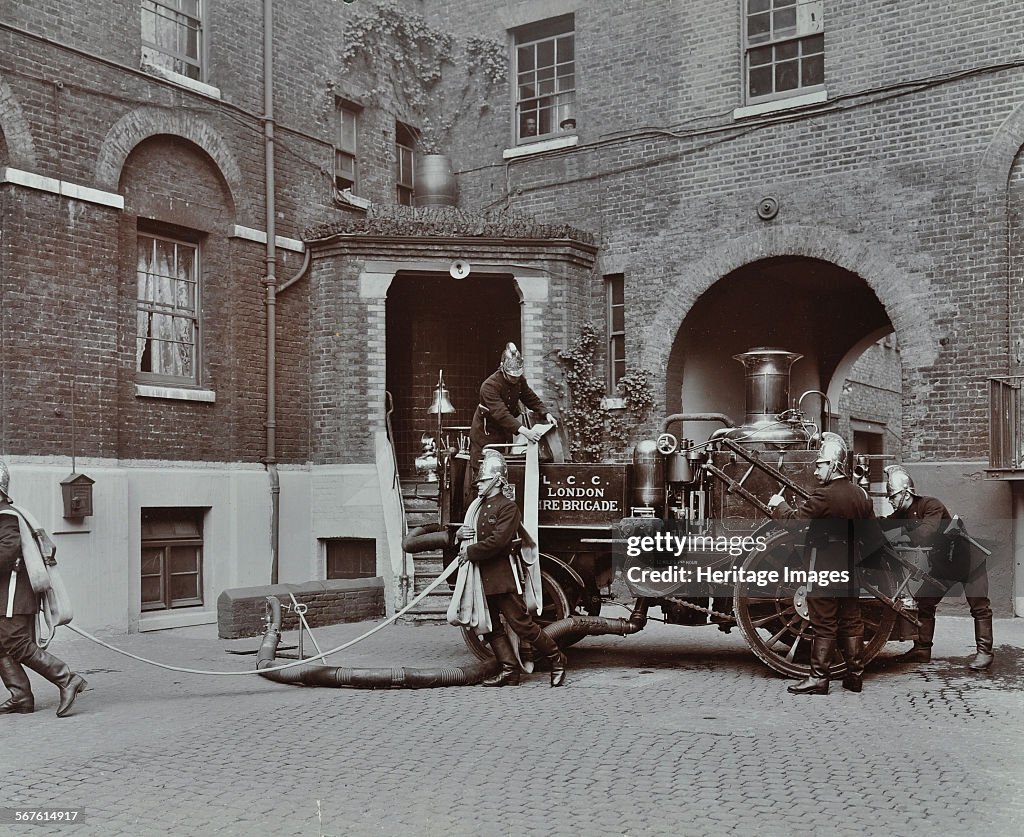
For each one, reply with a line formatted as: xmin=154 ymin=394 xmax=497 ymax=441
xmin=340 ymin=2 xmax=507 ymax=153
xmin=557 ymin=324 xmax=654 ymax=463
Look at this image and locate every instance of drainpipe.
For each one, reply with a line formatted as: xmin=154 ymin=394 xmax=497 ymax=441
xmin=263 ymin=0 xmax=280 ymax=584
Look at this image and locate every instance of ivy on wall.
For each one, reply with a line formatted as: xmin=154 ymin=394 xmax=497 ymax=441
xmin=340 ymin=2 xmax=507 ymax=153
xmin=556 ymin=324 xmax=654 ymax=463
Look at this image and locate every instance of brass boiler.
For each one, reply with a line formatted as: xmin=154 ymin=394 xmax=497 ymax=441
xmin=721 ymin=347 xmax=809 ymax=448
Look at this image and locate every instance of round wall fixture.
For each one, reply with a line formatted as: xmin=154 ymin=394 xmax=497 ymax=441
xmin=449 ymin=260 xmax=471 ymax=279
xmin=757 ymin=196 xmax=779 ymax=220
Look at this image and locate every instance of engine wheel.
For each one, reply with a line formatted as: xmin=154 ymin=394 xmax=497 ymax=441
xmin=733 ymin=527 xmax=898 ymax=678
xmin=462 ymin=566 xmax=578 ymax=661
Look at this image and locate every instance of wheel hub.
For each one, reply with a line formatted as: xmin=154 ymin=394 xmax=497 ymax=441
xmin=792 ymin=585 xmax=809 ymax=620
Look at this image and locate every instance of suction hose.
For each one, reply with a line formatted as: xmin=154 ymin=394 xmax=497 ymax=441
xmin=256 ymin=594 xmax=651 ymax=689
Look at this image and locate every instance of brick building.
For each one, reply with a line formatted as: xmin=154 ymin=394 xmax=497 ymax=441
xmin=1 ymin=0 xmax=1022 ymax=631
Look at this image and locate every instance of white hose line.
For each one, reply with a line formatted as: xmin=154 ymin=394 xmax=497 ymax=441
xmin=65 ymin=559 xmax=460 ymax=676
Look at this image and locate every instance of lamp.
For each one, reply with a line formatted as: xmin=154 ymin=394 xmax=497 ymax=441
xmin=415 ymin=370 xmax=456 ymax=484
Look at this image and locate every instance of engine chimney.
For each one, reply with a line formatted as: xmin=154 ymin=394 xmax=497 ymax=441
xmin=724 ymin=347 xmax=807 ymax=447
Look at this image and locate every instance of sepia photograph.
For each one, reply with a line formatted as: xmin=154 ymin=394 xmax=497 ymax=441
xmin=0 ymin=1 xmax=1021 ymax=835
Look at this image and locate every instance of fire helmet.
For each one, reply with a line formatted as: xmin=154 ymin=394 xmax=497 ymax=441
xmin=883 ymin=465 xmax=917 ymax=512
xmin=0 ymin=460 xmax=9 ymax=499
xmin=477 ymin=450 xmax=508 ymax=483
xmin=500 ymin=342 xmax=525 ymax=378
xmin=815 ymin=432 xmax=849 ymax=480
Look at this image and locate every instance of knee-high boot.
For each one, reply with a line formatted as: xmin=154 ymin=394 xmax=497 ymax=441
xmin=896 ymin=615 xmax=934 ymax=663
xmin=839 ymin=636 xmax=865 ymax=693
xmin=481 ymin=635 xmax=521 ymax=687
xmin=21 ymin=647 xmax=87 ymax=717
xmin=788 ymin=637 xmax=833 ymax=695
xmin=533 ymin=631 xmax=567 ymax=687
xmin=0 ymin=655 xmax=34 ymax=714
xmin=968 ymin=618 xmax=994 ymax=671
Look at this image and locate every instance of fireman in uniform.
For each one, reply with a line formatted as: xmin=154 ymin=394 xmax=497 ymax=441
xmin=456 ymin=451 xmax=567 ymax=687
xmin=883 ymin=465 xmax=994 ymax=670
xmin=468 ymin=342 xmax=557 ymax=479
xmin=768 ymin=433 xmax=879 ymax=695
xmin=0 ymin=460 xmax=87 ymax=716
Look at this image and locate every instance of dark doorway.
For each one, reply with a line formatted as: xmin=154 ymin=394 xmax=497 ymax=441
xmin=387 ymin=272 xmax=521 ymax=477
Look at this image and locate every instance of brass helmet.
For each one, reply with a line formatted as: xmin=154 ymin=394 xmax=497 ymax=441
xmin=476 ymin=450 xmax=509 ymax=495
xmin=500 ymin=342 xmax=525 ymax=378
xmin=0 ymin=459 xmax=9 ymax=500
xmin=883 ymin=465 xmax=917 ymax=512
xmin=815 ymin=432 xmax=849 ymax=480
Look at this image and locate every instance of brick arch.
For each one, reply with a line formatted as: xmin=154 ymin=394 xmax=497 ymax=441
xmin=95 ymin=107 xmax=243 ymax=212
xmin=0 ymin=75 xmax=38 ymax=169
xmin=976 ymin=99 xmax=1024 ymax=197
xmin=640 ymin=224 xmax=939 ymax=381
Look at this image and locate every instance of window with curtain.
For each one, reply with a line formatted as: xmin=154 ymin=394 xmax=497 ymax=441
xmin=136 ymin=230 xmax=199 ymax=385
xmin=141 ymin=0 xmax=204 ymax=81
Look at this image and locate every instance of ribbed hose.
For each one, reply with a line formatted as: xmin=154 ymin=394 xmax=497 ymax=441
xmin=256 ymin=596 xmax=498 ymax=688
xmin=256 ymin=599 xmax=651 ymax=689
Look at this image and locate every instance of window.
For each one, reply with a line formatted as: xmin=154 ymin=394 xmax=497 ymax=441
xmin=326 ymin=538 xmax=377 ymax=580
xmin=606 ymin=274 xmax=626 ymax=389
xmin=744 ymin=0 xmax=824 ymax=104
xmin=334 ymin=99 xmax=360 ymax=192
xmin=396 ymin=122 xmax=417 ymax=206
xmin=141 ymin=0 xmax=204 ymax=81
xmin=136 ymin=229 xmax=200 ymax=385
xmin=141 ymin=508 xmax=204 ymax=611
xmin=514 ymin=15 xmax=575 ymax=144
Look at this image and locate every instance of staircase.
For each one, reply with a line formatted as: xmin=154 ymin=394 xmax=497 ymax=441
xmin=400 ymin=480 xmax=453 ymax=624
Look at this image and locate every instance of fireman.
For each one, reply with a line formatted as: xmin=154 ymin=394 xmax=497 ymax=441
xmin=883 ymin=465 xmax=993 ymax=670
xmin=456 ymin=451 xmax=567 ymax=687
xmin=468 ymin=342 xmax=557 ymax=479
xmin=0 ymin=460 xmax=87 ymax=716
xmin=768 ymin=432 xmax=878 ymax=695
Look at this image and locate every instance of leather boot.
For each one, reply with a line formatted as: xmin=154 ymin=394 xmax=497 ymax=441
xmin=21 ymin=648 xmax=87 ymax=717
xmin=968 ymin=617 xmax=994 ymax=671
xmin=839 ymin=635 xmax=865 ymax=693
xmin=533 ymin=631 xmax=567 ymax=687
xmin=0 ymin=655 xmax=34 ymax=714
xmin=788 ymin=637 xmax=833 ymax=695
xmin=481 ymin=635 xmax=521 ymax=687
xmin=896 ymin=615 xmax=934 ymax=664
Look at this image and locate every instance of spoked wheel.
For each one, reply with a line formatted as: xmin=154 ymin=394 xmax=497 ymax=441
xmin=462 ymin=566 xmax=579 ymax=661
xmin=733 ymin=526 xmax=898 ymax=678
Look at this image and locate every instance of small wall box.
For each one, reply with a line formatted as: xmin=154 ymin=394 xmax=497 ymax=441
xmin=60 ymin=472 xmax=95 ymax=519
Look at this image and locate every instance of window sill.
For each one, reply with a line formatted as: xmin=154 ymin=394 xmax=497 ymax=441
xmin=503 ymin=134 xmax=579 ymax=159
xmin=733 ymin=89 xmax=828 ymax=120
xmin=138 ymin=608 xmax=217 ymax=632
xmin=140 ymin=61 xmax=222 ymax=100
xmin=136 ymin=384 xmax=216 ymax=403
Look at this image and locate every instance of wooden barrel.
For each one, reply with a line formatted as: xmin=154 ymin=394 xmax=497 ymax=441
xmin=413 ymin=154 xmax=458 ymax=207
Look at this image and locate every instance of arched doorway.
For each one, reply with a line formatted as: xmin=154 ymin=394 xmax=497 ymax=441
xmin=386 ymin=272 xmax=521 ymax=475
xmin=666 ymin=256 xmax=896 ymax=448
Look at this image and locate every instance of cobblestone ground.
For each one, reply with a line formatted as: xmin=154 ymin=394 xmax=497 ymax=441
xmin=0 ymin=612 xmax=1021 ymax=837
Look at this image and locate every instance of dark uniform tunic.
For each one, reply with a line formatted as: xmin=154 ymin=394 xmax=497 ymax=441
xmin=468 ymin=369 xmax=548 ymax=474
xmin=771 ymin=477 xmax=877 ymax=641
xmin=465 ymin=492 xmax=550 ymax=648
xmin=887 ymin=495 xmax=991 ymax=621
xmin=0 ymin=502 xmax=43 ymax=659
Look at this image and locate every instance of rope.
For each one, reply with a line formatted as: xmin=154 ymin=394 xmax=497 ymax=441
xmin=65 ymin=560 xmax=459 ymax=676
